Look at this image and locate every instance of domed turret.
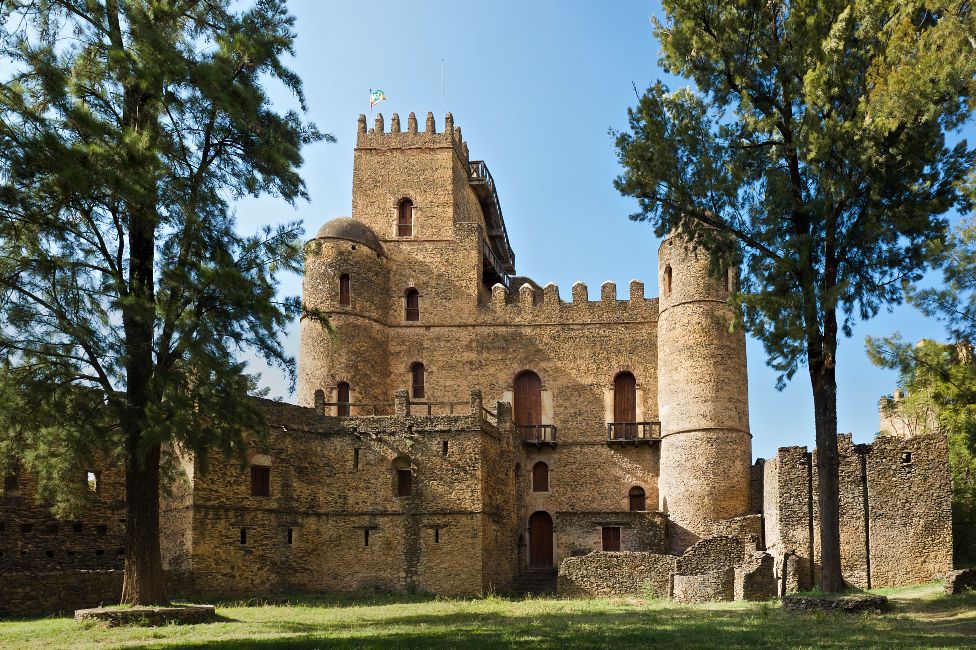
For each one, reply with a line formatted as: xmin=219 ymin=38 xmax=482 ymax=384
xmin=656 ymin=232 xmax=752 ymax=552
xmin=298 ymin=217 xmax=391 ymax=410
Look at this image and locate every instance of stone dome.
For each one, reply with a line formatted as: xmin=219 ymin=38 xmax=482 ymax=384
xmin=314 ymin=217 xmax=383 ymax=254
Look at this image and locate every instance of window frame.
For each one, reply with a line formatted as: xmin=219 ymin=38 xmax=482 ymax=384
xmin=397 ymin=198 xmax=414 ymax=237
xmin=532 ymin=461 xmax=549 ymax=492
xmin=405 ymin=288 xmax=420 ymax=322
xmin=629 ymin=486 xmax=646 ymax=512
xmin=339 ymin=273 xmax=350 ymax=306
xmin=411 ymin=362 xmax=425 ymax=398
xmin=336 ymin=382 xmax=350 ymax=416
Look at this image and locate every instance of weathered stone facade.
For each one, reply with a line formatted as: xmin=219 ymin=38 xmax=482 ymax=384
xmin=0 ymin=113 xmax=954 ymax=614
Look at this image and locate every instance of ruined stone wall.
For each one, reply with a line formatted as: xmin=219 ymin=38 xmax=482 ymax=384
xmin=0 ymin=570 xmax=123 ymax=618
xmin=557 ymin=552 xmax=677 ymax=598
xmin=763 ymin=433 xmax=952 ymax=590
xmin=0 ymin=461 xmax=126 ymax=575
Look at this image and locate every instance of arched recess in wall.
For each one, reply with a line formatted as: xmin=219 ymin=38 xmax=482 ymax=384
xmin=663 ymin=265 xmax=672 ymax=296
xmin=397 ymin=198 xmax=414 ymax=237
xmin=514 ymin=371 xmax=542 ymax=427
xmin=405 ymin=288 xmax=420 ymax=321
xmin=339 ymin=272 xmax=350 ymax=306
xmin=410 ymin=362 xmax=425 ymax=398
xmin=532 ymin=461 xmax=549 ymax=492
xmin=629 ymin=486 xmax=646 ymax=512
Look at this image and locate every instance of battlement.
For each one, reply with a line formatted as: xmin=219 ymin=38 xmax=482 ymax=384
xmin=482 ymin=279 xmax=658 ymax=323
xmin=357 ymin=111 xmax=470 ymax=160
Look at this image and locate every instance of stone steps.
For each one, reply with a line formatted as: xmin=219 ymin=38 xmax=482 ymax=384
xmin=510 ymin=569 xmax=558 ymax=596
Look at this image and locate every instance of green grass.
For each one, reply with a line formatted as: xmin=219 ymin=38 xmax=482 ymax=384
xmin=1 ymin=582 xmax=974 ymax=649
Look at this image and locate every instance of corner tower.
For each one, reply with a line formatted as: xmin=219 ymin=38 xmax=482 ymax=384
xmin=656 ymin=232 xmax=752 ymax=552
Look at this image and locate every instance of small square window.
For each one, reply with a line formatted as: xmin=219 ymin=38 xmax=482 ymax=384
xmin=901 ymin=452 xmax=913 ymax=465
xmin=251 ymin=466 xmax=271 ymax=497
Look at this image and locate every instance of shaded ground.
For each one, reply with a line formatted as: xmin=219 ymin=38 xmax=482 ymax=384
xmin=0 ymin=582 xmax=973 ymax=649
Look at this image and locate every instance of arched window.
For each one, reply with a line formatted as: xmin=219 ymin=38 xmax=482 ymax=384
xmin=405 ymin=288 xmax=420 ymax=321
xmin=339 ymin=273 xmax=350 ymax=306
xmin=613 ymin=371 xmax=637 ymax=439
xmin=724 ymin=268 xmax=733 ymax=292
xmin=393 ymin=457 xmax=412 ymax=497
xmin=629 ymin=486 xmax=646 ymax=512
xmin=336 ymin=381 xmax=350 ymax=416
xmin=663 ymin=265 xmax=672 ymax=296
xmin=532 ymin=461 xmax=549 ymax=492
xmin=397 ymin=198 xmax=414 ymax=237
xmin=411 ymin=362 xmax=425 ymax=398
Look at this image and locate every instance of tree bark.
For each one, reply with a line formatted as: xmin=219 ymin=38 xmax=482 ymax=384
xmin=121 ymin=439 xmax=167 ymax=605
xmin=810 ymin=355 xmax=844 ymax=593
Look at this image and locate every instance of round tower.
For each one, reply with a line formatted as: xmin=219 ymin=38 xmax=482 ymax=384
xmin=656 ymin=232 xmax=752 ymax=552
xmin=298 ymin=217 xmax=391 ymax=410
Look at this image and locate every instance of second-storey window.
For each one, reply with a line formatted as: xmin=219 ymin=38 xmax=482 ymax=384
xmin=251 ymin=466 xmax=271 ymax=497
xmin=397 ymin=198 xmax=414 ymax=237
xmin=405 ymin=288 xmax=420 ymax=321
xmin=411 ymin=362 xmax=425 ymax=398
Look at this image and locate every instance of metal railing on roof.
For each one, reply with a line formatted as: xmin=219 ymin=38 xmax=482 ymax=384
xmin=468 ymin=160 xmax=515 ymax=273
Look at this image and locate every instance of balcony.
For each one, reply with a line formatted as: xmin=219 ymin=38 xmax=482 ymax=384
xmin=606 ymin=422 xmax=661 ymax=445
xmin=518 ymin=424 xmax=557 ymax=447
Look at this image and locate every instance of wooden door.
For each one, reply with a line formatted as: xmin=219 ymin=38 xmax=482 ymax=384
xmin=602 ymin=526 xmax=621 ymax=552
xmin=529 ymin=511 xmax=553 ymax=569
xmin=514 ymin=371 xmax=542 ymax=425
xmin=614 ymin=372 xmax=637 ymax=438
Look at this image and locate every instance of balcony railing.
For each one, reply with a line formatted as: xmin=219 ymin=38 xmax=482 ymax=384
xmin=607 ymin=422 xmax=661 ymax=442
xmin=408 ymin=401 xmax=468 ymax=417
xmin=518 ymin=424 xmax=558 ymax=445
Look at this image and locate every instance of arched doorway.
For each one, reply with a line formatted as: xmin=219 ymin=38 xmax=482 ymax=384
xmin=613 ymin=371 xmax=637 ymax=438
xmin=514 ymin=371 xmax=542 ymax=426
xmin=528 ymin=511 xmax=553 ymax=569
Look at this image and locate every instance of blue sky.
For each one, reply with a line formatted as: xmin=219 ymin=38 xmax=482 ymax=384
xmin=236 ymin=0 xmax=974 ymax=460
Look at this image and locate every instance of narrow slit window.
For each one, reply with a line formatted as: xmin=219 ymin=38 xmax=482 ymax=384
xmin=442 ymin=440 xmax=449 ymax=456
xmin=337 ymin=382 xmax=350 ymax=417
xmin=364 ymin=529 xmax=370 ymax=547
xmin=397 ymin=198 xmax=414 ymax=237
xmin=339 ymin=273 xmax=350 ymax=306
xmin=287 ymin=528 xmax=293 ymax=545
xmin=405 ymin=289 xmax=420 ymax=321
xmin=724 ymin=268 xmax=731 ymax=292
xmin=240 ymin=528 xmax=247 ymax=545
xmin=411 ymin=362 xmax=425 ymax=398
xmin=663 ymin=265 xmax=672 ymax=296
xmin=353 ymin=447 xmax=360 ymax=469
xmin=434 ymin=528 xmax=440 ymax=544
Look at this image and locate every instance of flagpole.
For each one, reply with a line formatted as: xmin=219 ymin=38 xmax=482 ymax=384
xmin=369 ymin=87 xmax=373 ymax=122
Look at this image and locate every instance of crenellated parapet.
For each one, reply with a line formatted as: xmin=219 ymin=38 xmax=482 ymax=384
xmin=480 ymin=278 xmax=658 ymax=324
xmin=357 ymin=111 xmax=469 ymax=163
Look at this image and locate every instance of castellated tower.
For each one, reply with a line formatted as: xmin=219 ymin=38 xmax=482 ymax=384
xmin=656 ymin=233 xmax=752 ymax=552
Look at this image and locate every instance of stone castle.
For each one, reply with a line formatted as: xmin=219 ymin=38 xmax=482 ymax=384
xmin=0 ymin=113 xmax=954 ymax=614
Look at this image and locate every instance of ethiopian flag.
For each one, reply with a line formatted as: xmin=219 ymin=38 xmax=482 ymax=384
xmin=369 ymin=89 xmax=386 ymax=108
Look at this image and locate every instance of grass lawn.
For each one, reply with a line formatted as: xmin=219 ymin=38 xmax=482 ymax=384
xmin=0 ymin=582 xmax=973 ymax=649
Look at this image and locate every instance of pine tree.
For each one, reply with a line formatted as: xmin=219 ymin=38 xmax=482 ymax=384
xmin=615 ymin=1 xmax=976 ymax=591
xmin=0 ymin=0 xmax=328 ymax=604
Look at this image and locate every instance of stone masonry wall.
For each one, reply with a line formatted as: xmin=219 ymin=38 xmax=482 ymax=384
xmin=558 ymin=552 xmax=677 ymax=598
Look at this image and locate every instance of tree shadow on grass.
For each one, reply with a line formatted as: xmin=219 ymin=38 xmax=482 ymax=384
xmin=128 ymin=603 xmax=976 ymax=650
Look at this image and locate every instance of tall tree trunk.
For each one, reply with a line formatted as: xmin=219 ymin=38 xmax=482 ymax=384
xmin=810 ymin=355 xmax=844 ymax=593
xmin=121 ymin=438 xmax=167 ymax=605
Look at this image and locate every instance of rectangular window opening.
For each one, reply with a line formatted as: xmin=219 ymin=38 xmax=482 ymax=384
xmin=287 ymin=528 xmax=293 ymax=545
xmin=251 ymin=466 xmax=271 ymax=497
xmin=240 ymin=527 xmax=247 ymax=545
xmin=434 ymin=528 xmax=440 ymax=544
xmin=601 ymin=526 xmax=621 ymax=552
xmin=442 ymin=440 xmax=448 ymax=456
xmin=353 ymin=447 xmax=360 ymax=469
xmin=364 ymin=529 xmax=370 ymax=547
